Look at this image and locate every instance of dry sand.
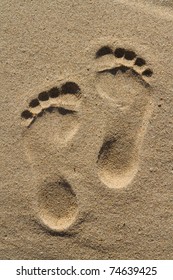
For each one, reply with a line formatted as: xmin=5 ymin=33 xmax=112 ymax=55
xmin=0 ymin=0 xmax=173 ymax=259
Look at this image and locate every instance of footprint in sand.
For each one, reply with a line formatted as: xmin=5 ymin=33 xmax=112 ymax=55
xmin=21 ymin=45 xmax=154 ymax=233
xmin=21 ymin=81 xmax=81 ymax=233
xmin=95 ymin=45 xmax=153 ymax=189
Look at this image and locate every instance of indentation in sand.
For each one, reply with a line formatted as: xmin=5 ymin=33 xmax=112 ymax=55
xmin=37 ymin=178 xmax=78 ymax=233
xmin=21 ymin=81 xmax=81 ymax=127
xmin=95 ymin=45 xmax=153 ymax=86
xmin=95 ymin=45 xmax=153 ymax=189
xmin=21 ymin=80 xmax=81 ymax=233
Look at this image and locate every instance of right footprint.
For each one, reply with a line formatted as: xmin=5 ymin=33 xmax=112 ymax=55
xmin=21 ymin=81 xmax=81 ymax=233
xmin=95 ymin=46 xmax=154 ymax=189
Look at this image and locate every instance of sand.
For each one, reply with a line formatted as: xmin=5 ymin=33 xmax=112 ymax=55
xmin=0 ymin=0 xmax=173 ymax=259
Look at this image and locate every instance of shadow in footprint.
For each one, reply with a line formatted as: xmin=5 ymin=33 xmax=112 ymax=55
xmin=97 ymin=132 xmax=139 ymax=189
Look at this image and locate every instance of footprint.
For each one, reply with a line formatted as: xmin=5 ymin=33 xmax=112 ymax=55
xmin=95 ymin=46 xmax=153 ymax=189
xmin=21 ymin=81 xmax=81 ymax=233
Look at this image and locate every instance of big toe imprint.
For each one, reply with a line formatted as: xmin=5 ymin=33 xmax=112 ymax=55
xmin=95 ymin=46 xmax=154 ymax=189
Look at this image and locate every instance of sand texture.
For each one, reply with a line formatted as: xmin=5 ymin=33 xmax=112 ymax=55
xmin=0 ymin=0 xmax=173 ymax=259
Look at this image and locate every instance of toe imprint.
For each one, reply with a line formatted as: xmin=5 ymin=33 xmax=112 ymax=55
xmin=21 ymin=81 xmax=81 ymax=128
xmin=96 ymin=45 xmax=153 ymax=86
xmin=96 ymin=46 xmax=114 ymax=58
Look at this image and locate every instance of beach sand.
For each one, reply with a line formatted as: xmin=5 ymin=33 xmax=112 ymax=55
xmin=0 ymin=0 xmax=173 ymax=259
